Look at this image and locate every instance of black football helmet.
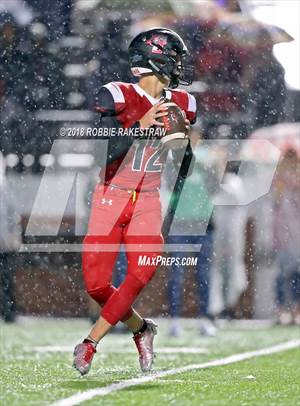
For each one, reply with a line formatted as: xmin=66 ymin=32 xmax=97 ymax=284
xmin=128 ymin=27 xmax=194 ymax=89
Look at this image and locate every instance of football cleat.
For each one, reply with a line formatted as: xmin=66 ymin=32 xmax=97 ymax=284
xmin=133 ymin=319 xmax=157 ymax=372
xmin=73 ymin=341 xmax=96 ymax=376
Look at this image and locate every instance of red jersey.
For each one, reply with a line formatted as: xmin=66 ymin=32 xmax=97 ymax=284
xmin=98 ymin=82 xmax=197 ymax=190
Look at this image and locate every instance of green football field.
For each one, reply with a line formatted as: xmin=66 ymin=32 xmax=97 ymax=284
xmin=0 ymin=318 xmax=299 ymax=406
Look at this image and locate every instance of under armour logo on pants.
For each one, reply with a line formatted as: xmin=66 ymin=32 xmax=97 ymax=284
xmin=101 ymin=198 xmax=113 ymax=206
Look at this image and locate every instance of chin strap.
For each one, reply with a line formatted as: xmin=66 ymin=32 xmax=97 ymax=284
xmin=148 ymin=59 xmax=161 ymax=73
xmin=148 ymin=58 xmax=180 ymax=88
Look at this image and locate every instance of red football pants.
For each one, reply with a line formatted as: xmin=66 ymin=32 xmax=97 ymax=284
xmin=82 ymin=184 xmax=164 ymax=325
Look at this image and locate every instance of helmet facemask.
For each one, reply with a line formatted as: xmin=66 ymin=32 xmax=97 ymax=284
xmin=146 ymin=42 xmax=194 ymax=89
xmin=176 ymin=55 xmax=195 ymax=87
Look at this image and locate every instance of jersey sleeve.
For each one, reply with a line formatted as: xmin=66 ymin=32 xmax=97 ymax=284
xmin=186 ymin=92 xmax=197 ymax=125
xmin=169 ymin=89 xmax=197 ymax=124
xmin=95 ymin=82 xmax=126 ymax=116
xmin=94 ymin=86 xmax=118 ymax=116
xmin=93 ymin=84 xmax=139 ymax=166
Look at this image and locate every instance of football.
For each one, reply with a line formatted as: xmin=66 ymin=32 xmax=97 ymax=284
xmin=157 ymin=102 xmax=188 ymax=148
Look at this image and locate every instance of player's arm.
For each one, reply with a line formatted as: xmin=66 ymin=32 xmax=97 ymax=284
xmin=94 ymin=87 xmax=168 ymax=165
xmin=171 ymin=94 xmax=197 ymax=178
xmin=94 ymin=87 xmax=139 ymax=165
xmin=171 ymin=140 xmax=195 ymax=178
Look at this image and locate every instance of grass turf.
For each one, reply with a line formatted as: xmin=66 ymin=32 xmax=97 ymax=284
xmin=0 ymin=318 xmax=299 ymax=406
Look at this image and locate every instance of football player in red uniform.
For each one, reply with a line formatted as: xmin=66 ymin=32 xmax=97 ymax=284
xmin=73 ymin=27 xmax=197 ymax=375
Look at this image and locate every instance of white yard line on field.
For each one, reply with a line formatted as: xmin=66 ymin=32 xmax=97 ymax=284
xmin=50 ymin=339 xmax=300 ymax=406
xmin=31 ymin=346 xmax=209 ymax=354
xmin=155 ymin=379 xmax=203 ymax=384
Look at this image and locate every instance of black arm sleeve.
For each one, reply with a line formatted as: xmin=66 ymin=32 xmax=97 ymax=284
xmin=94 ymin=87 xmax=140 ymax=165
xmin=98 ymin=115 xmax=140 ymax=165
xmin=171 ymin=141 xmax=195 ymax=179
